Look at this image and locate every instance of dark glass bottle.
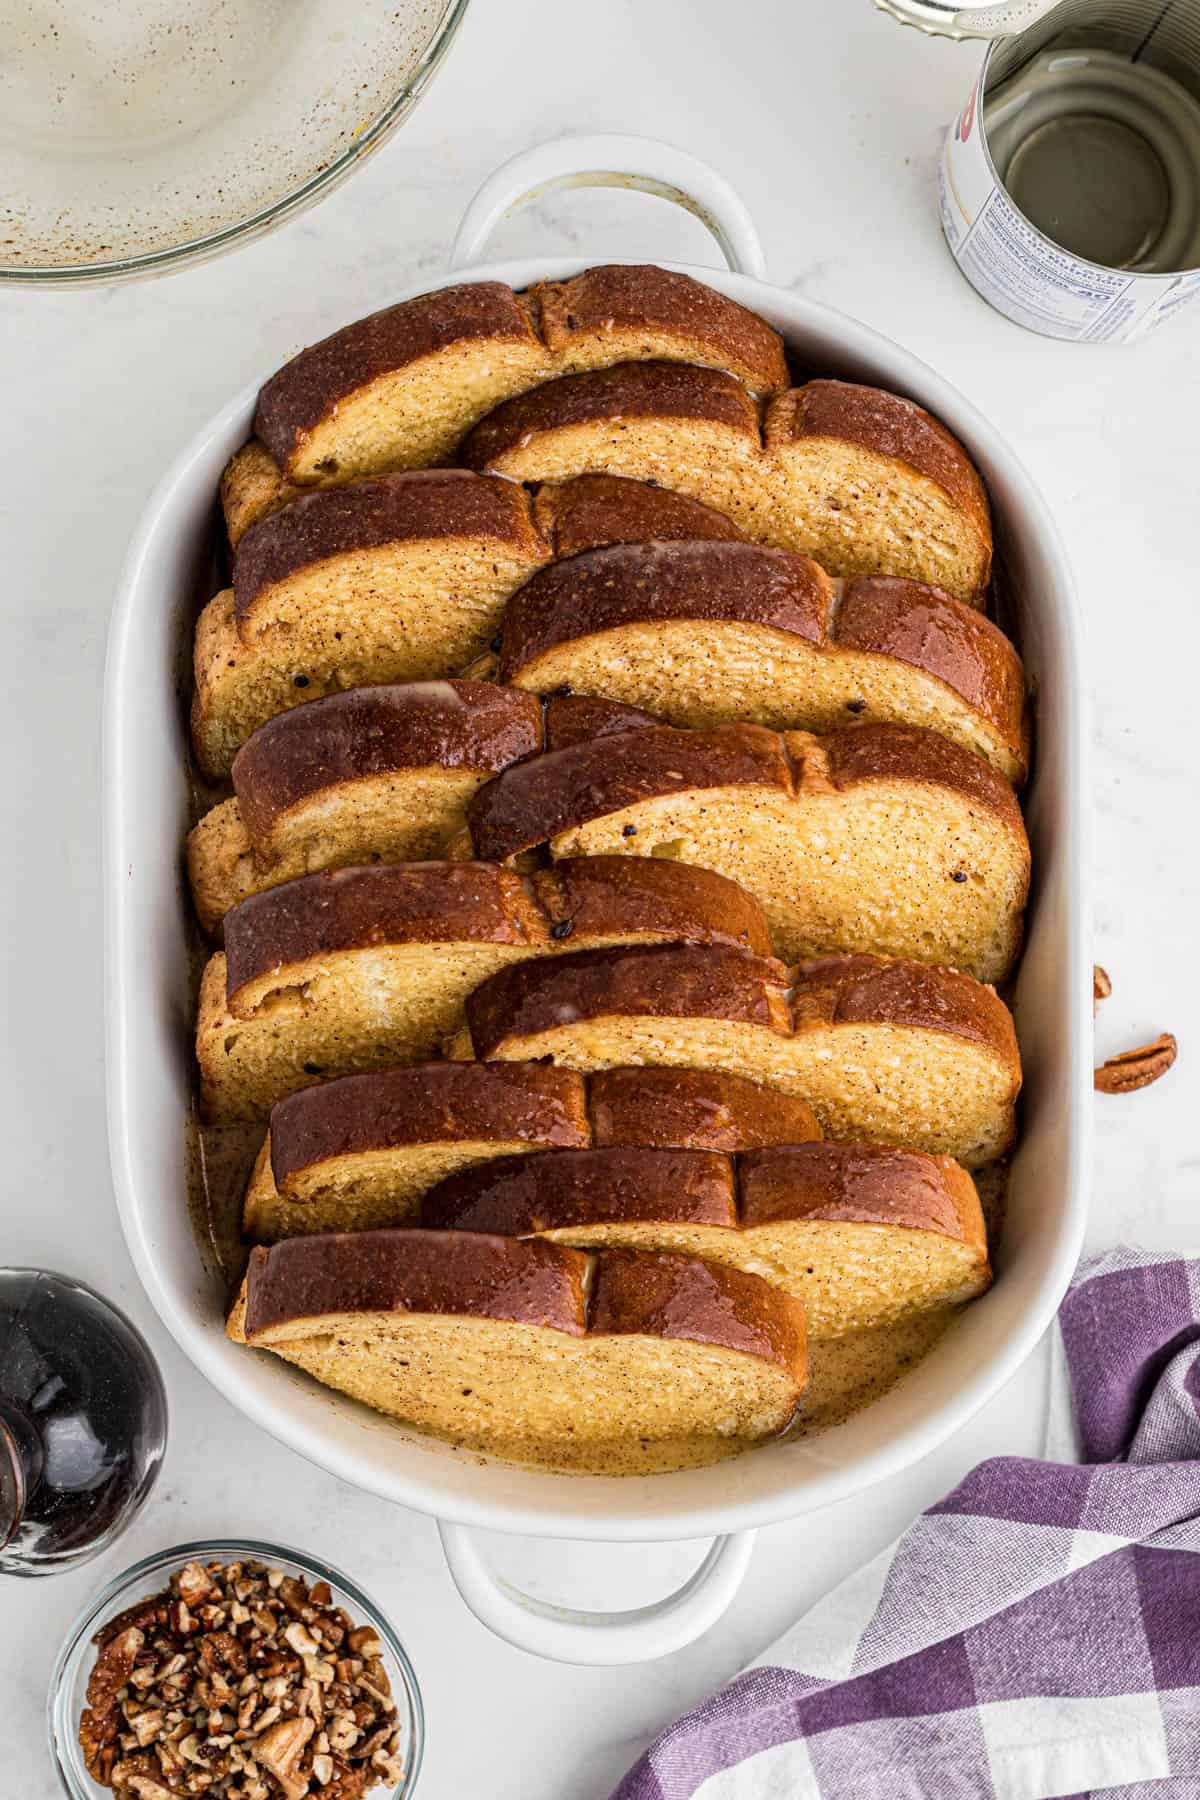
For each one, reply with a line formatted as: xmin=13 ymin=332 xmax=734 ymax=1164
xmin=0 ymin=1269 xmax=167 ymax=1576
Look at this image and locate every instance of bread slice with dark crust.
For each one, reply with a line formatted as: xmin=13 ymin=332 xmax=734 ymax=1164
xmin=468 ymin=718 xmax=1029 ymax=981
xmin=189 ymin=688 xmax=668 ymax=939
xmin=197 ymin=857 xmax=774 ymax=1120
xmin=223 ymin=266 xmax=789 ymax=541
xmin=187 ymin=681 xmax=544 ymax=936
xmin=459 ymin=944 xmax=1021 ymax=1167
xmin=418 ymin=1141 xmax=991 ymax=1337
xmin=497 ymin=542 xmax=1028 ymax=780
xmin=461 ymin=365 xmax=992 ymax=604
xmin=192 ymin=471 xmax=547 ymax=778
xmin=532 ymin=471 xmax=746 ymax=558
xmin=194 ymin=471 xmax=748 ymax=777
xmin=242 ymin=1061 xmax=821 ymax=1243
xmin=228 ymin=1231 xmax=806 ymax=1473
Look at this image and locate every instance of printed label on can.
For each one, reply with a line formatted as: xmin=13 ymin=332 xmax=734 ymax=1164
xmin=940 ymin=73 xmax=1200 ymax=343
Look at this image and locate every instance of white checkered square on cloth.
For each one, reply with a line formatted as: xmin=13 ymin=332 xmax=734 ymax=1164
xmin=611 ymin=1246 xmax=1200 ymax=1800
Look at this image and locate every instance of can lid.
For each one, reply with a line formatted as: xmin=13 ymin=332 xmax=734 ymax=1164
xmin=873 ymin=0 xmax=1058 ymax=39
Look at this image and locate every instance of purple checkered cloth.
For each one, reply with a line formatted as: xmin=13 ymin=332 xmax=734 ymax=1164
xmin=612 ymin=1246 xmax=1200 ymax=1800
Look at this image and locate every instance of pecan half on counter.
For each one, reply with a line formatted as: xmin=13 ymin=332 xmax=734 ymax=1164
xmin=79 ymin=1559 xmax=406 ymax=1799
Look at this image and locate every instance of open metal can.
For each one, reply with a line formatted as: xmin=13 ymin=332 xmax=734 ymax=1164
xmin=882 ymin=0 xmax=1200 ymax=340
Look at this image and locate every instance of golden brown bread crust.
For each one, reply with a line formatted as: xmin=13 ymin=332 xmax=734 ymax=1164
xmin=240 ymin=1231 xmax=806 ymax=1378
xmin=269 ymin=1062 xmax=591 ymax=1192
xmin=422 ymin=1147 xmax=739 ymax=1233
xmin=498 ymin=541 xmax=830 ymax=679
xmin=461 ymin=361 xmax=761 ymax=471
xmin=531 ymin=265 xmax=789 ymax=395
xmin=587 ymin=1247 xmax=804 ymax=1370
xmin=532 ymin=856 xmax=772 ymax=957
xmin=788 ymin=952 xmax=1018 ymax=1058
xmin=222 ymin=856 xmax=776 ymax=1011
xmin=468 ymin=721 xmax=793 ymax=861
xmin=242 ymin=1229 xmax=589 ymax=1340
xmin=816 ymin=721 xmax=1025 ymax=837
xmin=419 ymin=1139 xmax=983 ymax=1254
xmin=255 ymin=284 xmax=542 ymax=474
xmin=738 ymin=1142 xmax=985 ymax=1255
xmin=495 ymin=544 xmax=1027 ymax=778
xmin=541 ymin=693 xmax=663 ymax=750
xmin=587 ymin=1067 xmax=821 ymax=1151
xmin=263 ymin=1063 xmax=822 ymax=1200
xmin=773 ymin=382 xmax=991 ymax=575
xmin=462 ymin=942 xmax=1019 ymax=1071
xmin=233 ymin=470 xmax=545 ymax=627
xmin=467 ymin=717 xmax=1025 ymax=864
xmin=223 ymin=864 xmax=539 ymax=1010
xmin=465 ymin=945 xmax=794 ymax=1058
xmin=231 ymin=682 xmax=544 ymax=845
xmin=534 ymin=473 xmax=745 ymax=558
xmin=835 ymin=577 xmax=1028 ymax=771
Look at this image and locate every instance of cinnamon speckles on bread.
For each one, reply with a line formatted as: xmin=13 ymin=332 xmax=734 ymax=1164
xmin=463 ymin=365 xmax=991 ymax=604
xmin=459 ymin=944 xmax=1020 ymax=1167
xmin=499 ymin=543 xmax=1028 ymax=779
xmin=224 ymin=265 xmax=790 ymax=540
xmin=241 ymin=1061 xmax=823 ymax=1244
xmin=467 ymin=718 xmax=1029 ymax=980
xmin=419 ymin=1140 xmax=991 ymax=1338
xmin=196 ymin=858 xmax=779 ymax=1120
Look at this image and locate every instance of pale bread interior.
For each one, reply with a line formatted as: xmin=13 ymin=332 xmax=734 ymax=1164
xmin=510 ymin=619 xmax=1022 ymax=781
xmin=242 ymin=1135 xmax=542 ymax=1242
xmin=246 ymin=1310 xmax=800 ymax=1474
xmin=549 ymin=778 xmax=1025 ymax=982
xmin=188 ymin=769 xmax=491 ymax=936
xmin=290 ymin=338 xmax=554 ymax=485
xmin=194 ymin=523 xmax=542 ymax=776
xmin=535 ymin=1217 xmax=988 ymax=1338
xmin=480 ymin=1016 xmax=1014 ymax=1168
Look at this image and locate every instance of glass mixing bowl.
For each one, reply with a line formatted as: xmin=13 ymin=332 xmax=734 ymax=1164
xmin=0 ymin=0 xmax=470 ymax=285
xmin=49 ymin=1538 xmax=425 ymax=1798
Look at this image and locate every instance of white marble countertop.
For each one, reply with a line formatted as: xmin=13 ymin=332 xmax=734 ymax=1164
xmin=3 ymin=2 xmax=1198 ymax=1795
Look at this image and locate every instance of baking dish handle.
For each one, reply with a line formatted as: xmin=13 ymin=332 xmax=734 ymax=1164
xmin=448 ymin=134 xmax=767 ymax=278
xmin=437 ymin=1520 xmax=757 ymax=1664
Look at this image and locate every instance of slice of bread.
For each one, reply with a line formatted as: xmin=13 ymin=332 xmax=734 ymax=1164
xmin=468 ymin=719 xmax=1029 ymax=981
xmin=197 ymin=857 xmax=774 ymax=1120
xmin=243 ymin=1062 xmax=822 ymax=1243
xmin=187 ymin=682 xmax=544 ymax=935
xmin=243 ymin=1062 xmax=593 ymax=1242
xmin=194 ymin=471 xmax=748 ymax=777
xmin=459 ymin=944 xmax=1021 ymax=1167
xmin=419 ymin=1141 xmax=991 ymax=1337
xmin=228 ymin=1230 xmax=806 ymax=1473
xmin=498 ymin=542 xmax=1029 ymax=781
xmin=225 ymin=266 xmax=788 ymax=540
xmin=461 ymin=365 xmax=992 ymax=604
xmin=189 ymin=691 xmax=701 ymax=938
xmin=192 ymin=472 xmax=546 ymax=777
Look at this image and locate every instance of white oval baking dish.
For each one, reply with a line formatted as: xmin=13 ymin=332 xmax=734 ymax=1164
xmin=104 ymin=135 xmax=1091 ymax=1664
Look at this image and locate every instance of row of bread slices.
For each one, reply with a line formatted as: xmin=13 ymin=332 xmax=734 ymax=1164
xmin=220 ymin=264 xmax=990 ymax=614
xmin=195 ymin=265 xmax=1015 ymax=785
xmin=216 ymin=856 xmax=1018 ymax=1472
xmin=210 ymin=266 xmax=1021 ymax=1470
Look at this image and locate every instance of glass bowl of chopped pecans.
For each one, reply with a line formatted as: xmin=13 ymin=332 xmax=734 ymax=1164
xmin=48 ymin=1540 xmax=424 ymax=1800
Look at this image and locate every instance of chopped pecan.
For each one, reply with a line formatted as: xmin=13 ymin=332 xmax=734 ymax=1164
xmin=80 ymin=1560 xmax=403 ymax=1799
xmin=1095 ymin=1032 xmax=1177 ymax=1093
xmin=1093 ymin=964 xmax=1111 ymax=1013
